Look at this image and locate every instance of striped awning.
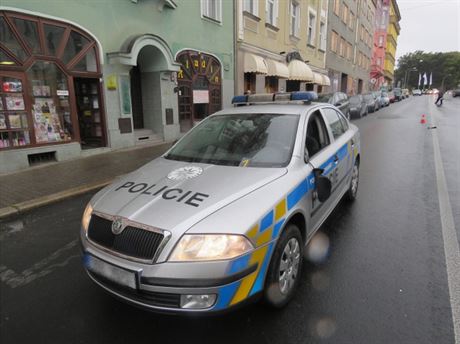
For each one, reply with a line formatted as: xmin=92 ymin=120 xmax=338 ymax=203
xmin=322 ymin=75 xmax=331 ymax=86
xmin=244 ymin=53 xmax=268 ymax=74
xmin=266 ymin=59 xmax=290 ymax=79
xmin=288 ymin=60 xmax=314 ymax=81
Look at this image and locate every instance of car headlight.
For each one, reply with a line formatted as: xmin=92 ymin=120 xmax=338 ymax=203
xmin=169 ymin=234 xmax=253 ymax=262
xmin=82 ymin=203 xmax=93 ymax=232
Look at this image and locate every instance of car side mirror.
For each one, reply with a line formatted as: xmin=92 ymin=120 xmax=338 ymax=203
xmin=313 ymin=168 xmax=332 ymax=202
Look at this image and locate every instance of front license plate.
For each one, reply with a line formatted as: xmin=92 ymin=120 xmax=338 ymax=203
xmin=84 ymin=254 xmax=137 ymax=289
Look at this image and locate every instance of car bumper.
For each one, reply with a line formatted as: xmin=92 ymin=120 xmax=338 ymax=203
xmin=81 ymin=235 xmax=273 ymax=314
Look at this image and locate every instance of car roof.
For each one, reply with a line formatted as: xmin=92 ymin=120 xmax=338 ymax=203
xmin=215 ymin=103 xmax=322 ymax=116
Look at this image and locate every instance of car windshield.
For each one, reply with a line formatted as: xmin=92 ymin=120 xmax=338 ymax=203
xmin=363 ymin=94 xmax=373 ymax=100
xmin=316 ymin=94 xmax=333 ymax=103
xmin=349 ymin=96 xmax=361 ymax=104
xmin=382 ymin=92 xmax=388 ymax=97
xmin=165 ymin=113 xmax=299 ymax=168
xmin=393 ymin=88 xmax=402 ymax=95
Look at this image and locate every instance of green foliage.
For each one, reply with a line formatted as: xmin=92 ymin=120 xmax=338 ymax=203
xmin=395 ymin=51 xmax=460 ymax=90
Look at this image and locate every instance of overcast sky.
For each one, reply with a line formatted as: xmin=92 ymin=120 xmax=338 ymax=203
xmin=395 ymin=0 xmax=460 ymax=65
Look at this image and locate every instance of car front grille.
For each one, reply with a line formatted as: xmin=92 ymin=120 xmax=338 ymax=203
xmin=87 ymin=214 xmax=164 ymax=261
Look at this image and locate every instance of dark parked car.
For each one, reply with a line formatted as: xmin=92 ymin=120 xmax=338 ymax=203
xmin=349 ymin=95 xmax=367 ymax=118
xmin=388 ymin=91 xmax=396 ymax=103
xmin=453 ymin=88 xmax=460 ymax=97
xmin=393 ymin=88 xmax=403 ymax=101
xmin=363 ymin=93 xmax=377 ymax=113
xmin=316 ymin=92 xmax=350 ymax=119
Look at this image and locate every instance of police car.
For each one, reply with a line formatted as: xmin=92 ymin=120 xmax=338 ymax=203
xmin=81 ymin=91 xmax=360 ymax=313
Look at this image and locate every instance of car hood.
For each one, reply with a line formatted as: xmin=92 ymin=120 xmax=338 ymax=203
xmin=91 ymin=157 xmax=287 ymax=234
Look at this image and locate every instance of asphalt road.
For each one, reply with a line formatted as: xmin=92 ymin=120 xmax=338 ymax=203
xmin=1 ymin=95 xmax=459 ymax=344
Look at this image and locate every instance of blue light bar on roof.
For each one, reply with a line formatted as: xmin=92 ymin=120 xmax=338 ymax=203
xmin=290 ymin=91 xmax=318 ymax=101
xmin=231 ymin=95 xmax=248 ymax=104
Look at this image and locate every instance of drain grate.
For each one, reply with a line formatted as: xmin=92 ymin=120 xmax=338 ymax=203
xmin=28 ymin=151 xmax=57 ymax=166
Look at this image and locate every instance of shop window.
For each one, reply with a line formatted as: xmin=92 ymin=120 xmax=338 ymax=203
xmin=43 ymin=24 xmax=65 ymax=56
xmin=0 ymin=75 xmax=30 ymax=148
xmin=265 ymin=76 xmax=278 ymax=93
xmin=26 ymin=61 xmax=73 ymax=143
xmin=12 ymin=18 xmax=41 ymax=54
xmin=0 ymin=17 xmax=28 ymax=61
xmin=72 ymin=47 xmax=97 ymax=72
xmin=244 ymin=73 xmax=256 ymax=94
xmin=63 ymin=31 xmax=90 ymax=64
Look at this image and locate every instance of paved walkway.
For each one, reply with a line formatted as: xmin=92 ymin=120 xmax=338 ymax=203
xmin=0 ymin=142 xmax=172 ymax=218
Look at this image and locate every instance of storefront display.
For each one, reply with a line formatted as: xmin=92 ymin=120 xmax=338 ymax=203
xmin=0 ymin=10 xmax=104 ymax=150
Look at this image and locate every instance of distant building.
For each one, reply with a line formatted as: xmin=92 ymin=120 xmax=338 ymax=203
xmin=370 ymin=0 xmax=390 ymax=90
xmin=0 ymin=0 xmax=234 ymax=173
xmin=235 ymin=0 xmax=330 ymax=96
xmin=383 ymin=0 xmax=401 ymax=87
xmin=326 ymin=0 xmax=377 ymax=95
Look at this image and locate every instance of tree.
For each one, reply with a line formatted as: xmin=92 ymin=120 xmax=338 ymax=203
xmin=395 ymin=51 xmax=460 ymax=90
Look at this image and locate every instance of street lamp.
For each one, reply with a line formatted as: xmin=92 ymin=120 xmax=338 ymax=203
xmin=404 ymin=67 xmax=417 ymax=89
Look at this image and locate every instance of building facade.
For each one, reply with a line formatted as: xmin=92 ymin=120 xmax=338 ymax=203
xmin=0 ymin=0 xmax=234 ymax=173
xmin=382 ymin=0 xmax=400 ymax=86
xmin=235 ymin=0 xmax=330 ymax=96
xmin=369 ymin=0 xmax=390 ymax=90
xmin=326 ymin=0 xmax=376 ymax=95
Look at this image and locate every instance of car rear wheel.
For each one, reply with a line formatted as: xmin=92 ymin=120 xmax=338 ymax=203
xmin=263 ymin=224 xmax=303 ymax=308
xmin=345 ymin=159 xmax=359 ymax=201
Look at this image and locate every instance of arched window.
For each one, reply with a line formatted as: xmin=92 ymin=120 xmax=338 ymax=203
xmin=0 ymin=11 xmax=104 ymax=150
xmin=176 ymin=50 xmax=222 ymax=133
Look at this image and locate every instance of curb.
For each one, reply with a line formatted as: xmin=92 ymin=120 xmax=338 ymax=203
xmin=0 ymin=178 xmax=115 ymax=220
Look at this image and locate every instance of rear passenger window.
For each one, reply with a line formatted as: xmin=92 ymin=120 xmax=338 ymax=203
xmin=323 ymin=108 xmax=346 ymax=139
xmin=305 ymin=110 xmax=330 ymax=157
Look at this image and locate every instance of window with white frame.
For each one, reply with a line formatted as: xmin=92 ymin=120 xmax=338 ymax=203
xmin=290 ymin=1 xmax=300 ymax=37
xmin=201 ymin=0 xmax=222 ymax=22
xmin=266 ymin=0 xmax=278 ymax=26
xmin=307 ymin=11 xmax=316 ymax=46
xmin=319 ymin=21 xmax=326 ymax=50
xmin=243 ymin=0 xmax=258 ymax=16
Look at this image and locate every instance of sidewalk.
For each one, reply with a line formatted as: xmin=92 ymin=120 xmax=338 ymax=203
xmin=0 ymin=142 xmax=172 ymax=219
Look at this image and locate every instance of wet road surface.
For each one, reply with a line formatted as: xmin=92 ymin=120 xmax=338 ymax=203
xmin=1 ymin=95 xmax=459 ymax=344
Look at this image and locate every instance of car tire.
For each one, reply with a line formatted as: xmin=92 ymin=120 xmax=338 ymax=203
xmin=345 ymin=159 xmax=359 ymax=202
xmin=263 ymin=223 xmax=303 ymax=308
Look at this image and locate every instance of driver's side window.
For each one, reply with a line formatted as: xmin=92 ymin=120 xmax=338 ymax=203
xmin=305 ymin=111 xmax=330 ymax=158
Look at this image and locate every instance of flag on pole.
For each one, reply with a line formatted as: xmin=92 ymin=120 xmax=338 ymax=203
xmin=429 ymin=72 xmax=432 ymax=86
xmin=423 ymin=73 xmax=427 ymax=86
xmin=418 ymin=73 xmax=421 ymax=87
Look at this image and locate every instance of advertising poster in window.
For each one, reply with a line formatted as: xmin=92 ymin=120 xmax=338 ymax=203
xmin=5 ymin=95 xmax=25 ymax=110
xmin=0 ymin=114 xmax=6 ymax=129
xmin=32 ymin=98 xmax=67 ymax=143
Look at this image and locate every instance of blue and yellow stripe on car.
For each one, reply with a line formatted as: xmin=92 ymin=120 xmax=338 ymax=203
xmin=216 ymin=142 xmax=352 ymax=309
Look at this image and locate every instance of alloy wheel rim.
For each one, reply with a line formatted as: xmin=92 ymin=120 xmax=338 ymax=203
xmin=279 ymin=238 xmax=301 ymax=295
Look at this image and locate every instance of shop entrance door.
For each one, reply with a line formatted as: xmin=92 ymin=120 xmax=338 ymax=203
xmin=130 ymin=66 xmax=144 ymax=129
xmin=74 ymin=77 xmax=105 ymax=149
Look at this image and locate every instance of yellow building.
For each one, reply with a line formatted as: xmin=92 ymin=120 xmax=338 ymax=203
xmin=383 ymin=0 xmax=400 ymax=86
xmin=236 ymin=0 xmax=330 ymax=95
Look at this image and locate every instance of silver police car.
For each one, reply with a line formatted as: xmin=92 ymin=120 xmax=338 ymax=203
xmin=81 ymin=91 xmax=360 ymax=313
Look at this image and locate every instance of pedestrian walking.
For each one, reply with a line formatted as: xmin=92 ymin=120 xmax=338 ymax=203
xmin=434 ymin=89 xmax=444 ymax=106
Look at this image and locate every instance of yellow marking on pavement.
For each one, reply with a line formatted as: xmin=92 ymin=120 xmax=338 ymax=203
xmin=275 ymin=199 xmax=286 ymax=221
xmin=230 ymin=246 xmax=268 ymax=305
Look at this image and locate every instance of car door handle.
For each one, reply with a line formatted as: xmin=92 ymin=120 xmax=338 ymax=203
xmin=351 ymin=139 xmax=355 ymax=148
xmin=333 ymin=155 xmax=339 ymax=164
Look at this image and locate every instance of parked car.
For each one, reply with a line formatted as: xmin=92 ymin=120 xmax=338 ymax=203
xmin=412 ymin=89 xmax=422 ymax=96
xmin=80 ymin=91 xmax=361 ymax=314
xmin=363 ymin=93 xmax=377 ymax=113
xmin=380 ymin=92 xmax=390 ymax=106
xmin=393 ymin=88 xmax=403 ymax=101
xmin=388 ymin=91 xmax=396 ymax=103
xmin=372 ymin=91 xmax=381 ymax=110
xmin=316 ymin=92 xmax=350 ymax=119
xmin=453 ymin=88 xmax=460 ymax=97
xmin=402 ymin=89 xmax=410 ymax=99
xmin=349 ymin=95 xmax=367 ymax=118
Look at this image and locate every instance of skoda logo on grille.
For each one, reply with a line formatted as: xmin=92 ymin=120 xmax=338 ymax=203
xmin=111 ymin=218 xmax=124 ymax=235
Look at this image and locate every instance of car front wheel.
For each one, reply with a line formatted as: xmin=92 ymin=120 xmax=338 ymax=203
xmin=345 ymin=159 xmax=359 ymax=201
xmin=264 ymin=224 xmax=303 ymax=308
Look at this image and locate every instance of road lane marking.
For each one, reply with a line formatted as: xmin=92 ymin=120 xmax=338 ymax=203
xmin=429 ymin=103 xmax=460 ymax=342
xmin=0 ymin=240 xmax=78 ymax=288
